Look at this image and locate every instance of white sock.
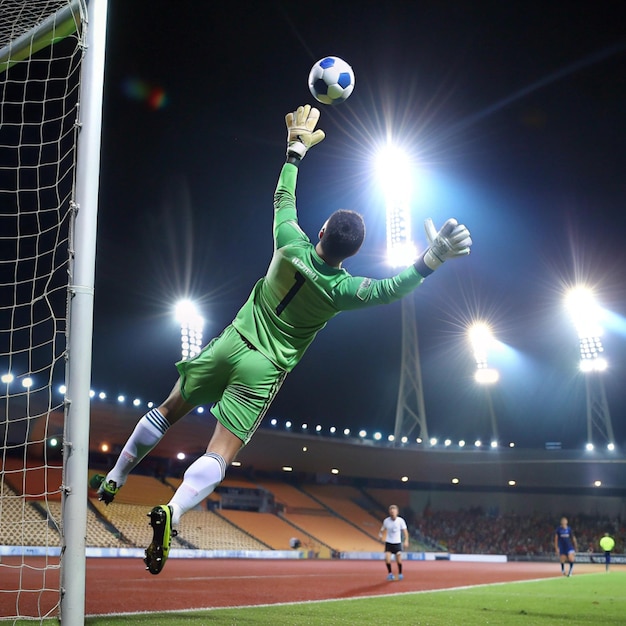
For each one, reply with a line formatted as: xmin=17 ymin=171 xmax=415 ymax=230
xmin=106 ymin=408 xmax=170 ymax=486
xmin=168 ymin=452 xmax=226 ymax=525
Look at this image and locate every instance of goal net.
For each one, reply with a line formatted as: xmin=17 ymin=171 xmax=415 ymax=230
xmin=0 ymin=1 xmax=87 ymax=622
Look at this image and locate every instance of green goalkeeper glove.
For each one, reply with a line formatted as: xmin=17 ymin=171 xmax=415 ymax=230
xmin=285 ymin=104 xmax=325 ymax=159
xmin=415 ymin=218 xmax=472 ymax=276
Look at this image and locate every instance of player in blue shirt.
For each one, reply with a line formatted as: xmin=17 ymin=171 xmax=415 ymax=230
xmin=554 ymin=516 xmax=578 ymax=576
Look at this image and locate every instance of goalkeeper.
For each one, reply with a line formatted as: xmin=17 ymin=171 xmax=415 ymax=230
xmin=91 ymin=104 xmax=472 ymax=575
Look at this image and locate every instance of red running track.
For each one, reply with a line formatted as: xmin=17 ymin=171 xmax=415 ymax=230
xmin=1 ymin=557 xmax=607 ymax=619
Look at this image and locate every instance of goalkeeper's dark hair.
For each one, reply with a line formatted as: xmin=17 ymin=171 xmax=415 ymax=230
xmin=321 ymin=209 xmax=365 ymax=260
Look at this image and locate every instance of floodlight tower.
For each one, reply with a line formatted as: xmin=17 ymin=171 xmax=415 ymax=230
xmin=565 ymin=287 xmax=614 ymax=447
xmin=468 ymin=322 xmax=499 ymax=442
xmin=376 ymin=144 xmax=428 ymax=443
xmin=175 ymin=299 xmax=204 ymax=361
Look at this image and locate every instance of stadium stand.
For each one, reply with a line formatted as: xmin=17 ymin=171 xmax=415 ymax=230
xmin=239 ymin=479 xmax=381 ymax=552
xmin=90 ymin=501 xmax=158 ymax=547
xmin=3 ymin=455 xmax=63 ymax=501
xmin=253 ymin=479 xmax=326 ymax=513
xmin=0 ymin=480 xmax=60 ymax=546
xmin=47 ymin=500 xmax=126 ymax=548
xmin=365 ymin=487 xmax=412 ymax=512
xmin=219 ymin=509 xmax=313 ymax=551
xmin=415 ymin=509 xmax=625 ymax=556
xmin=300 ymin=484 xmax=382 ymax=539
xmin=173 ymin=510 xmax=269 ymax=551
xmin=88 ymin=472 xmax=175 ymax=506
xmin=282 ymin=511 xmax=382 ymax=552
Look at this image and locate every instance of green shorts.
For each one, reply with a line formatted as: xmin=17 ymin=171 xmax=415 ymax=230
xmin=176 ymin=324 xmax=287 ymax=444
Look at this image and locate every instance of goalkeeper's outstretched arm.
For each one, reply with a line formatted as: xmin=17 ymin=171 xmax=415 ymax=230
xmin=285 ymin=104 xmax=325 ymax=163
xmin=414 ymin=217 xmax=472 ymax=277
xmin=274 ymin=105 xmax=325 ymax=247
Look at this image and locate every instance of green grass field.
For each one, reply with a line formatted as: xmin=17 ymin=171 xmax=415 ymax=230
xmin=80 ymin=571 xmax=626 ymax=626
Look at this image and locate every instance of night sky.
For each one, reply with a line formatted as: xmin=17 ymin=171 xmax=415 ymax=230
xmin=91 ymin=0 xmax=626 ymax=449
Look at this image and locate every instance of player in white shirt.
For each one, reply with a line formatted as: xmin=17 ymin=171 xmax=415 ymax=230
xmin=379 ymin=504 xmax=409 ymax=580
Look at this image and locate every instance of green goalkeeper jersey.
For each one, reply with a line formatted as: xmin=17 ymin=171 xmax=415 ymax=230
xmin=232 ymin=163 xmax=425 ymax=372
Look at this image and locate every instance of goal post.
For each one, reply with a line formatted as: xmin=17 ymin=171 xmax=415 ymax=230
xmin=0 ymin=1 xmax=107 ymax=624
xmin=61 ymin=1 xmax=108 ymax=623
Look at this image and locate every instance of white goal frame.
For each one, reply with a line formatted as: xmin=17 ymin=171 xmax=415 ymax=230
xmin=0 ymin=1 xmax=107 ymax=624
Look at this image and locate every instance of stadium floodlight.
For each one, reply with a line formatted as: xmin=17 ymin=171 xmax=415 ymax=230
xmin=585 ymin=442 xmax=594 ymax=451
xmin=468 ymin=322 xmax=499 ymax=384
xmin=565 ymin=287 xmax=607 ymax=372
xmin=607 ymin=443 xmax=615 ymax=451
xmin=594 ymin=480 xmax=602 ymax=487
xmin=458 ymin=440 xmax=466 ymax=447
xmin=468 ymin=322 xmax=500 ymax=441
xmin=175 ymin=299 xmax=204 ymax=361
xmin=565 ymin=287 xmax=614 ymax=447
xmin=375 ymin=143 xmax=417 ymax=268
xmin=376 ymin=142 xmax=428 ymax=446
xmin=285 ymin=421 xmax=292 ymax=429
xmin=1 ymin=373 xmax=14 ymax=384
xmin=429 ymin=437 xmax=438 ymax=446
xmin=359 ymin=429 xmax=367 ymax=438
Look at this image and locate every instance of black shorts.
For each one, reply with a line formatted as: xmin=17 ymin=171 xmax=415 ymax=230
xmin=385 ymin=542 xmax=402 ymax=554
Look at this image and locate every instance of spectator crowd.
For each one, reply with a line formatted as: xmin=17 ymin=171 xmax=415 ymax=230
xmin=409 ymin=508 xmax=624 ymax=556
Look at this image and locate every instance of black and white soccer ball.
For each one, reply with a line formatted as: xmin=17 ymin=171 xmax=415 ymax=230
xmin=308 ymin=56 xmax=355 ymax=106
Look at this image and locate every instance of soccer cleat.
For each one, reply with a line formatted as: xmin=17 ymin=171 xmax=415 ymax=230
xmin=144 ymin=505 xmax=177 ymax=575
xmin=387 ymin=573 xmax=395 ymax=581
xmin=398 ymin=574 xmax=404 ymax=581
xmin=89 ymin=474 xmax=119 ymax=505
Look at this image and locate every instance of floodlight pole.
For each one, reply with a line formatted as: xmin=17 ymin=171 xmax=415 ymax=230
xmin=393 ymin=292 xmax=429 ymax=442
xmin=565 ymin=288 xmax=614 ymax=447
xmin=585 ymin=374 xmax=614 ymax=446
xmin=485 ymin=387 xmax=498 ymax=442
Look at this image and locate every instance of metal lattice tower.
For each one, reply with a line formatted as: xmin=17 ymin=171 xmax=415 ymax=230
xmin=585 ymin=374 xmax=614 ymax=446
xmin=565 ymin=287 xmax=614 ymax=447
xmin=393 ymin=292 xmax=428 ymax=442
xmin=375 ymin=143 xmax=428 ymax=444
